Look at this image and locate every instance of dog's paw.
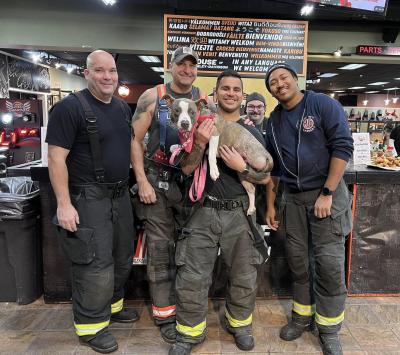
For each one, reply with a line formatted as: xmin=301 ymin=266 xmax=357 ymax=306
xmin=247 ymin=206 xmax=256 ymax=216
xmin=210 ymin=165 xmax=220 ymax=181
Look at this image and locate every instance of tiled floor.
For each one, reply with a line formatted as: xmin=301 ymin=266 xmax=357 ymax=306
xmin=0 ymin=297 xmax=400 ymax=354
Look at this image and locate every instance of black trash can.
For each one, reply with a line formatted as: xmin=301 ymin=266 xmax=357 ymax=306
xmin=0 ymin=177 xmax=42 ymax=304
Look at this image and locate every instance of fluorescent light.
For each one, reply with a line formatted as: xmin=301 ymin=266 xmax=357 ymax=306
xmin=365 ymin=91 xmax=380 ymax=94
xmin=368 ymin=82 xmax=389 ymax=86
xmin=1 ymin=113 xmax=13 ymax=125
xmin=55 ymin=63 xmax=61 ymax=69
xmin=395 ymin=78 xmax=400 ymax=80
xmin=139 ymin=55 xmax=161 ymax=63
xmin=151 ymin=67 xmax=164 ymax=72
xmin=31 ymin=54 xmax=41 ymax=63
xmin=66 ymin=66 xmax=74 ymax=74
xmin=300 ymin=4 xmax=314 ymax=16
xmin=118 ymin=85 xmax=130 ymax=97
xmin=334 ymin=90 xmax=345 ymax=93
xmin=333 ymin=47 xmax=343 ymax=57
xmin=102 ymin=0 xmax=116 ymax=5
xmin=330 ymin=93 xmax=335 ymax=98
xmin=318 ymin=73 xmax=338 ymax=78
xmin=384 ymin=87 xmax=400 ymax=90
xmin=348 ymin=86 xmax=366 ymax=90
xmin=338 ymin=64 xmax=367 ymax=70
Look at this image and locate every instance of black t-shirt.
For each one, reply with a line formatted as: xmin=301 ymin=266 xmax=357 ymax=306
xmin=46 ymin=89 xmax=132 ymax=184
xmin=205 ymin=119 xmax=265 ymax=199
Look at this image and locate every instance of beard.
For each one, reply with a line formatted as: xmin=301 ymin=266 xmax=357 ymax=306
xmin=218 ymin=100 xmax=240 ymax=114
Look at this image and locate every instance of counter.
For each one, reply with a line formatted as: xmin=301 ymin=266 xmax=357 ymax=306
xmin=29 ymin=164 xmax=400 ymax=301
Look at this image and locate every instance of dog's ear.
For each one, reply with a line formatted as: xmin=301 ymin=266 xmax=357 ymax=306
xmin=161 ymin=94 xmax=175 ymax=107
xmin=195 ymin=98 xmax=208 ymax=112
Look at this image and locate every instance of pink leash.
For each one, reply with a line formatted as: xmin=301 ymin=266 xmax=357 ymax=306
xmin=189 ymin=155 xmax=208 ymax=202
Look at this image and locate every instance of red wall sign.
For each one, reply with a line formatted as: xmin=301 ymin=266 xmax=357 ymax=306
xmin=356 ymin=45 xmax=400 ymax=56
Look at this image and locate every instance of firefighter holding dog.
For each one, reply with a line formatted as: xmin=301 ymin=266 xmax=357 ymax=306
xmin=131 ymin=47 xmax=212 ymax=343
xmin=169 ymin=70 xmax=271 ymax=355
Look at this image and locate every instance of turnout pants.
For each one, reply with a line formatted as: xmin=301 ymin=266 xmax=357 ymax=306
xmin=175 ymin=197 xmax=264 ymax=344
xmin=281 ymin=179 xmax=352 ymax=329
xmin=57 ymin=183 xmax=134 ymax=338
xmin=132 ymin=172 xmax=183 ymax=325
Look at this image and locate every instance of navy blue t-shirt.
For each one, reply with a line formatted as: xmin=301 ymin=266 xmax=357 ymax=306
xmin=46 ymin=89 xmax=132 ymax=184
xmin=279 ymin=96 xmax=306 ymax=176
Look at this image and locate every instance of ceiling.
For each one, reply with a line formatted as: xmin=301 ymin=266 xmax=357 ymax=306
xmin=2 ymin=0 xmax=400 ymax=92
xmin=307 ymin=61 xmax=400 ymax=94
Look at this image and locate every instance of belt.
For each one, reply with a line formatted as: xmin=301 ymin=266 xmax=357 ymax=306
xmin=203 ymin=195 xmax=243 ymax=210
xmin=70 ymin=180 xmax=129 ymax=199
xmin=284 ymin=185 xmax=322 ymax=195
xmin=146 ymin=166 xmax=175 ymax=182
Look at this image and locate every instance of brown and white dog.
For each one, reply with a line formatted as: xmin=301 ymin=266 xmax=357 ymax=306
xmin=166 ymin=96 xmax=274 ymax=215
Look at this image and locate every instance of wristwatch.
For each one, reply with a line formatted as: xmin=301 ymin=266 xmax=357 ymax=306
xmin=321 ymin=186 xmax=333 ymax=196
xmin=241 ymin=163 xmax=250 ymax=175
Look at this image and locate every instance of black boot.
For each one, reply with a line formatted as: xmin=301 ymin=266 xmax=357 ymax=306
xmin=279 ymin=312 xmax=314 ymax=341
xmin=168 ymin=341 xmax=193 ymax=355
xmin=225 ymin=319 xmax=255 ymax=351
xmin=110 ymin=308 xmax=140 ymax=323
xmin=160 ymin=323 xmax=177 ymax=344
xmin=318 ymin=324 xmax=343 ymax=355
xmin=233 ymin=333 xmax=255 ymax=351
xmin=79 ymin=330 xmax=118 ymax=354
xmin=319 ymin=333 xmax=343 ymax=355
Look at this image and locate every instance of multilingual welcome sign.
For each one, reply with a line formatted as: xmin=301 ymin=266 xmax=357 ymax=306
xmin=164 ymin=14 xmax=308 ymax=77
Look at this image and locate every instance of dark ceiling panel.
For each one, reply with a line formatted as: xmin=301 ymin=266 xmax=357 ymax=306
xmin=307 ymin=62 xmax=400 ymax=94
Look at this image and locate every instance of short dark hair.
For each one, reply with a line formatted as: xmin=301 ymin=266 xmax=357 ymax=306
xmin=216 ymin=69 xmax=243 ymax=90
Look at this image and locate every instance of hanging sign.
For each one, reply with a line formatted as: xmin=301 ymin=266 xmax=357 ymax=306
xmin=356 ymin=45 xmax=400 ymax=56
xmin=164 ymin=14 xmax=308 ymax=77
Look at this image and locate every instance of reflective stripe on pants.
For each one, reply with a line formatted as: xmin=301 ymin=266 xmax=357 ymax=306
xmin=293 ymin=301 xmax=315 ymax=317
xmin=176 ymin=320 xmax=206 ymax=337
xmin=152 ymin=304 xmax=176 ymax=319
xmin=315 ymin=311 xmax=345 ymax=326
xmin=75 ymin=320 xmax=110 ymax=336
xmin=225 ymin=309 xmax=252 ymax=328
xmin=111 ymin=298 xmax=123 ymax=314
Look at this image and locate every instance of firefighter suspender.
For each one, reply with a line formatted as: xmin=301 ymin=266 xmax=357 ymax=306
xmin=157 ymin=85 xmax=169 ymax=153
xmin=72 ymin=92 xmax=105 ymax=183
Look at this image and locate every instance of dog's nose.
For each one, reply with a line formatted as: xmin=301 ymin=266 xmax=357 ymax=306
xmin=181 ymin=120 xmax=190 ymax=130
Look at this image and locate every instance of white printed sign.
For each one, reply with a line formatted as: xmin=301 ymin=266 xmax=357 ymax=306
xmin=352 ymin=133 xmax=371 ymax=165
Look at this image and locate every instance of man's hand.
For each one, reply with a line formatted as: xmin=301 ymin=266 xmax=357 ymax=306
xmin=266 ymin=206 xmax=279 ymax=231
xmin=57 ymin=203 xmax=80 ymax=232
xmin=194 ymin=119 xmax=215 ymax=148
xmin=138 ymin=179 xmax=157 ymax=204
xmin=314 ymin=194 xmax=332 ymax=218
xmin=243 ymin=118 xmax=255 ymax=126
xmin=218 ymin=145 xmax=246 ymax=172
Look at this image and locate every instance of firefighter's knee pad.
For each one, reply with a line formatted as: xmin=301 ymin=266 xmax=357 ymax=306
xmin=74 ymin=267 xmax=114 ymax=311
xmin=147 ymin=240 xmax=175 ymax=283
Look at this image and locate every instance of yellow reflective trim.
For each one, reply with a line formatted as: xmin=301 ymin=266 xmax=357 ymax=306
xmin=225 ymin=309 xmax=252 ymax=328
xmin=75 ymin=320 xmax=110 ymax=336
xmin=293 ymin=301 xmax=315 ymax=317
xmin=176 ymin=320 xmax=206 ymax=337
xmin=111 ymin=298 xmax=123 ymax=314
xmin=315 ymin=311 xmax=345 ymax=326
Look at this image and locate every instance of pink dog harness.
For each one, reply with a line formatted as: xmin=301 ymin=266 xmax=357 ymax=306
xmin=169 ymin=113 xmax=215 ymax=202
